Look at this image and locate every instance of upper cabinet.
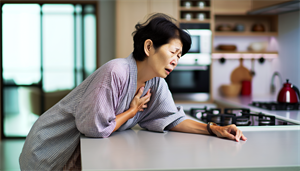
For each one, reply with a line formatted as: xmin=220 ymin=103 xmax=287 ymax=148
xmin=115 ymin=0 xmax=288 ymax=58
xmin=213 ymin=0 xmax=252 ymax=15
xmin=211 ymin=0 xmax=282 ymax=57
xmin=178 ymin=0 xmax=212 ymax=24
xmin=251 ymin=0 xmax=291 ymax=11
xmin=115 ymin=0 xmax=178 ymax=58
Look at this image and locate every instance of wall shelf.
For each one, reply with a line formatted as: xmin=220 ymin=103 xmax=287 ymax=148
xmin=214 ymin=31 xmax=278 ymax=36
xmin=213 ymin=51 xmax=278 ymax=54
xmin=212 ymin=52 xmax=278 ymax=59
xmin=179 ymin=19 xmax=211 ymax=23
xmin=179 ymin=7 xmax=211 ymax=11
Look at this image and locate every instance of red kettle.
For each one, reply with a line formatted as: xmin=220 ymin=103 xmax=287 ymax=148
xmin=277 ymin=79 xmax=300 ymax=103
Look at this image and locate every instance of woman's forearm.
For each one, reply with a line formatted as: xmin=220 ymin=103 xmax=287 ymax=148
xmin=113 ymin=107 xmax=138 ymax=132
xmin=170 ymin=119 xmax=247 ymax=142
xmin=170 ymin=119 xmax=210 ymax=134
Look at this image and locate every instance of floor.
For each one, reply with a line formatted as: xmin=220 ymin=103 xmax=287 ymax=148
xmin=0 ymin=139 xmax=25 ymax=171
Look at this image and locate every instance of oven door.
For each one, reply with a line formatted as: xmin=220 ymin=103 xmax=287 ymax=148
xmin=165 ymin=65 xmax=210 ymax=101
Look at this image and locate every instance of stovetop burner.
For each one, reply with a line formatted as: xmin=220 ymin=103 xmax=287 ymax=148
xmin=189 ymin=107 xmax=299 ymax=126
xmin=250 ymin=101 xmax=300 ymax=110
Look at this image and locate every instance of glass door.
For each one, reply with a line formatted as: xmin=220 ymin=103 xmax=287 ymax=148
xmin=1 ymin=3 xmax=97 ymax=138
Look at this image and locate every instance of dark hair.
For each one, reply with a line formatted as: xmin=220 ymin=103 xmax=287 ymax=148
xmin=132 ymin=13 xmax=191 ymax=61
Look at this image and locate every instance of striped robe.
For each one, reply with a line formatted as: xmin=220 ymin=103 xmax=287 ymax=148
xmin=19 ymin=54 xmax=186 ymax=170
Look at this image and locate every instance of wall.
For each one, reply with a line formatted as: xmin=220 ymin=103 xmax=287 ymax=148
xmin=277 ymin=10 xmax=300 ymax=88
xmin=212 ymin=10 xmax=300 ymax=98
xmin=98 ymin=0 xmax=116 ymax=66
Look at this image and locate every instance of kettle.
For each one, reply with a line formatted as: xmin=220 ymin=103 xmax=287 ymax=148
xmin=277 ymin=79 xmax=300 ymax=103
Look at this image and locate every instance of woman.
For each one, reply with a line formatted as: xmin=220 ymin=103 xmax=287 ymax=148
xmin=19 ymin=13 xmax=247 ymax=171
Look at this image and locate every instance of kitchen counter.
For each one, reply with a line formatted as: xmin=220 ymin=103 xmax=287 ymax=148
xmin=81 ymin=124 xmax=300 ymax=171
xmin=214 ymin=95 xmax=300 ymax=124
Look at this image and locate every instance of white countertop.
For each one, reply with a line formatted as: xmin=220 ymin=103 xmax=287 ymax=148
xmin=214 ymin=95 xmax=300 ymax=124
xmin=80 ymin=95 xmax=300 ymax=170
xmin=81 ymin=125 xmax=300 ymax=171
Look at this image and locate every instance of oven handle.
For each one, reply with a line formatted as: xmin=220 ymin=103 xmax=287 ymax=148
xmin=174 ymin=65 xmax=208 ymax=71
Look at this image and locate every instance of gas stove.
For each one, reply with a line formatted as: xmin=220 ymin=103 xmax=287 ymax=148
xmin=189 ymin=107 xmax=299 ymax=126
xmin=249 ymin=101 xmax=300 ymax=111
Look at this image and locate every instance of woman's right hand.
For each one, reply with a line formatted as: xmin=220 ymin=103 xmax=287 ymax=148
xmin=130 ymin=87 xmax=151 ymax=116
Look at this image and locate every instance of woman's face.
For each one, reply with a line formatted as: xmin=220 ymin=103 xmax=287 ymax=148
xmin=148 ymin=38 xmax=183 ymax=78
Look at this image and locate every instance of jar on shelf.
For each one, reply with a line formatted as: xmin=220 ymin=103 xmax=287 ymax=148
xmin=184 ymin=1 xmax=192 ymax=8
xmin=197 ymin=13 xmax=205 ymax=20
xmin=198 ymin=1 xmax=205 ymax=8
xmin=184 ymin=13 xmax=192 ymax=20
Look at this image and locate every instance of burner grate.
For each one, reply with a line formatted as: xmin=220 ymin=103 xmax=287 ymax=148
xmin=250 ymin=101 xmax=300 ymax=110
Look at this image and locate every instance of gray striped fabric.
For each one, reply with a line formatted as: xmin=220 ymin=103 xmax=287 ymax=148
xmin=19 ymin=54 xmax=186 ymax=170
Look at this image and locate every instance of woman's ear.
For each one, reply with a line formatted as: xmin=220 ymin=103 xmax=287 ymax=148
xmin=144 ymin=39 xmax=153 ymax=57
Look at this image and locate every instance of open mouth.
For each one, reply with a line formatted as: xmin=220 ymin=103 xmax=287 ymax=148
xmin=165 ymin=68 xmax=172 ymax=74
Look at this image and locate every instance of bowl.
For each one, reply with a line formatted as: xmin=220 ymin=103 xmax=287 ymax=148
xmin=220 ymin=83 xmax=242 ymax=97
xmin=216 ymin=24 xmax=233 ymax=31
xmin=248 ymin=42 xmax=268 ymax=51
xmin=218 ymin=45 xmax=237 ymax=51
xmin=252 ymin=23 xmax=265 ymax=32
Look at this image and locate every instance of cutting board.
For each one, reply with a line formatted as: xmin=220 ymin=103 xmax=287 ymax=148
xmin=230 ymin=58 xmax=252 ymax=83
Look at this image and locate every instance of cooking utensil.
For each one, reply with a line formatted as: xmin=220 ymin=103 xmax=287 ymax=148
xmin=230 ymin=58 xmax=252 ymax=84
xmin=277 ymin=79 xmax=300 ymax=103
xmin=250 ymin=58 xmax=255 ymax=76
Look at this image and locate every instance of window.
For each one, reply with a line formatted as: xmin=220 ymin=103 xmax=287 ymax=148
xmin=1 ymin=3 xmax=98 ymax=138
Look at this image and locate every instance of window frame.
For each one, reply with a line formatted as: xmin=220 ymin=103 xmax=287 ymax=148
xmin=0 ymin=0 xmax=100 ymax=139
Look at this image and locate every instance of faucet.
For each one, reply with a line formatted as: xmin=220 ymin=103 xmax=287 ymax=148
xmin=270 ymin=72 xmax=283 ymax=94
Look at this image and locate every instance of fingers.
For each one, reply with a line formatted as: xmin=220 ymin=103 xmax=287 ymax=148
xmin=136 ymin=87 xmax=144 ymax=96
xmin=141 ymin=89 xmax=151 ymax=101
xmin=222 ymin=124 xmax=247 ymax=142
xmin=136 ymin=88 xmax=151 ymax=111
xmin=229 ymin=125 xmax=247 ymax=142
xmin=241 ymin=134 xmax=247 ymax=141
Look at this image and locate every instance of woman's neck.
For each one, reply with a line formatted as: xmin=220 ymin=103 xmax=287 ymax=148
xmin=135 ymin=59 xmax=155 ymax=85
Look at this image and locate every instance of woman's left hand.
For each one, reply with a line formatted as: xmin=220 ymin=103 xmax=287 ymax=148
xmin=211 ymin=124 xmax=247 ymax=142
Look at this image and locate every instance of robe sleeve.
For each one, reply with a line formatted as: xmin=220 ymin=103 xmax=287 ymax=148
xmin=138 ymin=78 xmax=186 ymax=132
xmin=73 ymin=61 xmax=129 ymax=138
xmin=75 ymin=86 xmax=117 ymax=138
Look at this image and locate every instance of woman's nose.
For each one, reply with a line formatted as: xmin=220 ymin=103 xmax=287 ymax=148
xmin=171 ymin=59 xmax=177 ymax=66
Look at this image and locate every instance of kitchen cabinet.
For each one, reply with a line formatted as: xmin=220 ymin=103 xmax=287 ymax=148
xmin=213 ymin=0 xmax=291 ymax=15
xmin=115 ymin=0 xmax=178 ymax=58
xmin=212 ymin=14 xmax=279 ymax=59
xmin=178 ymin=0 xmax=212 ymax=24
xmin=251 ymin=0 xmax=292 ymax=11
xmin=211 ymin=0 xmax=282 ymax=59
xmin=176 ymin=0 xmax=280 ymax=58
xmin=213 ymin=0 xmax=252 ymax=15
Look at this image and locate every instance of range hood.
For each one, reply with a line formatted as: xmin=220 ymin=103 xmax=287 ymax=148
xmin=248 ymin=0 xmax=300 ymax=15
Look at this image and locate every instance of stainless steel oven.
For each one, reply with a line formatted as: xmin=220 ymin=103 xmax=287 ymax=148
xmin=165 ymin=29 xmax=212 ymax=102
xmin=165 ymin=64 xmax=210 ymax=101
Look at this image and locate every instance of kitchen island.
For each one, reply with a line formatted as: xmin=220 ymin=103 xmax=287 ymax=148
xmin=81 ymin=123 xmax=300 ymax=171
